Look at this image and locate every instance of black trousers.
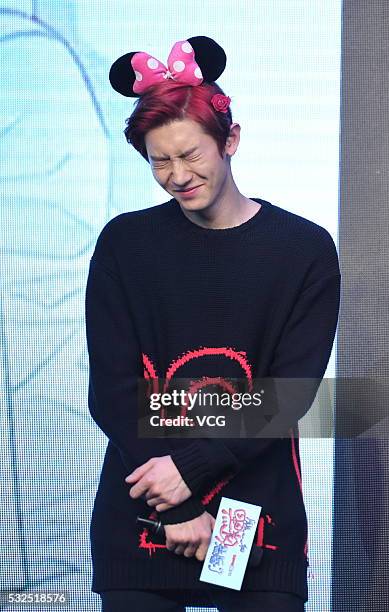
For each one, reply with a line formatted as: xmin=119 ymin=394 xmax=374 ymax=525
xmin=99 ymin=588 xmax=306 ymax=612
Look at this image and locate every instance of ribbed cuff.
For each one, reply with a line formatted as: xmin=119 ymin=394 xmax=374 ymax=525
xmin=91 ymin=552 xmax=308 ymax=601
xmin=169 ymin=442 xmax=213 ymax=495
xmin=158 ymin=496 xmax=205 ymax=525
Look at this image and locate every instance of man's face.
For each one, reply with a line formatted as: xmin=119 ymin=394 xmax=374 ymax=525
xmin=144 ymin=118 xmax=237 ymax=212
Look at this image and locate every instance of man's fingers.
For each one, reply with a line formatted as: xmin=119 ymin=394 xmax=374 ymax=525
xmin=129 ymin=480 xmax=148 ymax=499
xmin=183 ymin=544 xmax=198 ymax=558
xmin=125 ymin=460 xmax=151 ymax=482
xmin=146 ymin=495 xmax=161 ymax=506
xmin=165 ymin=540 xmax=176 ymax=552
xmin=164 ymin=513 xmax=215 ymax=562
xmin=195 ymin=538 xmax=211 ymax=562
xmin=166 ymin=539 xmax=186 ymax=555
xmin=195 ymin=546 xmax=206 ymax=562
xmin=155 ymin=502 xmax=175 ymax=512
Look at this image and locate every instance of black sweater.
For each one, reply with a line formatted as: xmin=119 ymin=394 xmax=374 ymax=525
xmin=85 ymin=197 xmax=341 ymax=600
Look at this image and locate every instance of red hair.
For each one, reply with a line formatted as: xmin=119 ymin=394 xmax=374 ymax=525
xmin=124 ymin=81 xmax=233 ymax=161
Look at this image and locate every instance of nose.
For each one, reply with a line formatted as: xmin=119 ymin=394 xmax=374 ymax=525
xmin=170 ymin=160 xmax=192 ymax=188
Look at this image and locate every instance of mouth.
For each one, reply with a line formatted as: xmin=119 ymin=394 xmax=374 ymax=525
xmin=175 ymin=185 xmax=202 ymax=198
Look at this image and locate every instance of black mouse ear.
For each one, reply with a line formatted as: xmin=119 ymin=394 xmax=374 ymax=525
xmin=109 ymin=51 xmax=140 ymax=97
xmin=188 ymin=36 xmax=226 ymax=82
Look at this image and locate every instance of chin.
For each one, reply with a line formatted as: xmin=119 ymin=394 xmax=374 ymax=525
xmin=179 ymin=201 xmax=205 ymax=210
xmin=178 ymin=198 xmax=211 ymax=212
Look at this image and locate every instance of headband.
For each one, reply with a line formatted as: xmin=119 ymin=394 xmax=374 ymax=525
xmin=109 ymin=35 xmax=227 ymax=98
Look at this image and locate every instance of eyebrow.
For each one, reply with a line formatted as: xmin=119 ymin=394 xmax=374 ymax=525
xmin=149 ymin=147 xmax=198 ymax=162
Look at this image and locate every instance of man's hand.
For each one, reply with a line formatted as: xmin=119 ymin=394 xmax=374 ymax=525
xmin=165 ymin=511 xmax=216 ymax=562
xmin=125 ymin=455 xmax=192 ymax=511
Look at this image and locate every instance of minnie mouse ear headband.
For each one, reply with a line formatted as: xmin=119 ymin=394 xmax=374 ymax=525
xmin=109 ymin=36 xmax=231 ymax=112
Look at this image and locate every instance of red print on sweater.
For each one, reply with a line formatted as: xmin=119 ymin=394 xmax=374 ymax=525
xmin=137 ymin=345 xmax=282 ymax=557
xmin=143 ymin=345 xmax=254 ymax=419
xmin=139 ymin=345 xmax=253 ymax=556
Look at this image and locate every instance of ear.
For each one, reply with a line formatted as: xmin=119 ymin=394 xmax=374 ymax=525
xmin=224 ymin=123 xmax=241 ymax=157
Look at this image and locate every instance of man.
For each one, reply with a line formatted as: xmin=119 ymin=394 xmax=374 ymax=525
xmin=85 ymin=37 xmax=340 ymax=611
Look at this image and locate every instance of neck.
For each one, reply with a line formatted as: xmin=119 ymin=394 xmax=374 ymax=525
xmin=178 ymin=173 xmax=261 ymax=230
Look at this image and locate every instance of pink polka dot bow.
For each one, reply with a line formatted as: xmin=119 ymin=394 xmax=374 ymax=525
xmin=131 ymin=40 xmax=203 ymax=95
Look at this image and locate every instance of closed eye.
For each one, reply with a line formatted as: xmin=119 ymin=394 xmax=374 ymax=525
xmin=152 ymin=160 xmax=169 ymax=169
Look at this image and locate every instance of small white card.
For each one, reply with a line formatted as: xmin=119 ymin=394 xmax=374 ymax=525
xmin=199 ymin=496 xmax=262 ymax=591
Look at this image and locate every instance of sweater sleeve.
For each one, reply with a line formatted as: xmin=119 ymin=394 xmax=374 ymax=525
xmin=85 ymin=232 xmax=205 ymax=524
xmin=167 ymin=270 xmax=341 ymax=496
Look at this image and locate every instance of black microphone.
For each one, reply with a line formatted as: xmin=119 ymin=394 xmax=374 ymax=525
xmin=136 ymin=516 xmax=263 ymax=567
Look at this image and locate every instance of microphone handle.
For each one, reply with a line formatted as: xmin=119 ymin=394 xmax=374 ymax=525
xmin=137 ymin=517 xmax=263 ymax=567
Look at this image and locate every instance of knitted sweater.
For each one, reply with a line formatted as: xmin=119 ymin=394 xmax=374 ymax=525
xmin=85 ymin=197 xmax=341 ymax=600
